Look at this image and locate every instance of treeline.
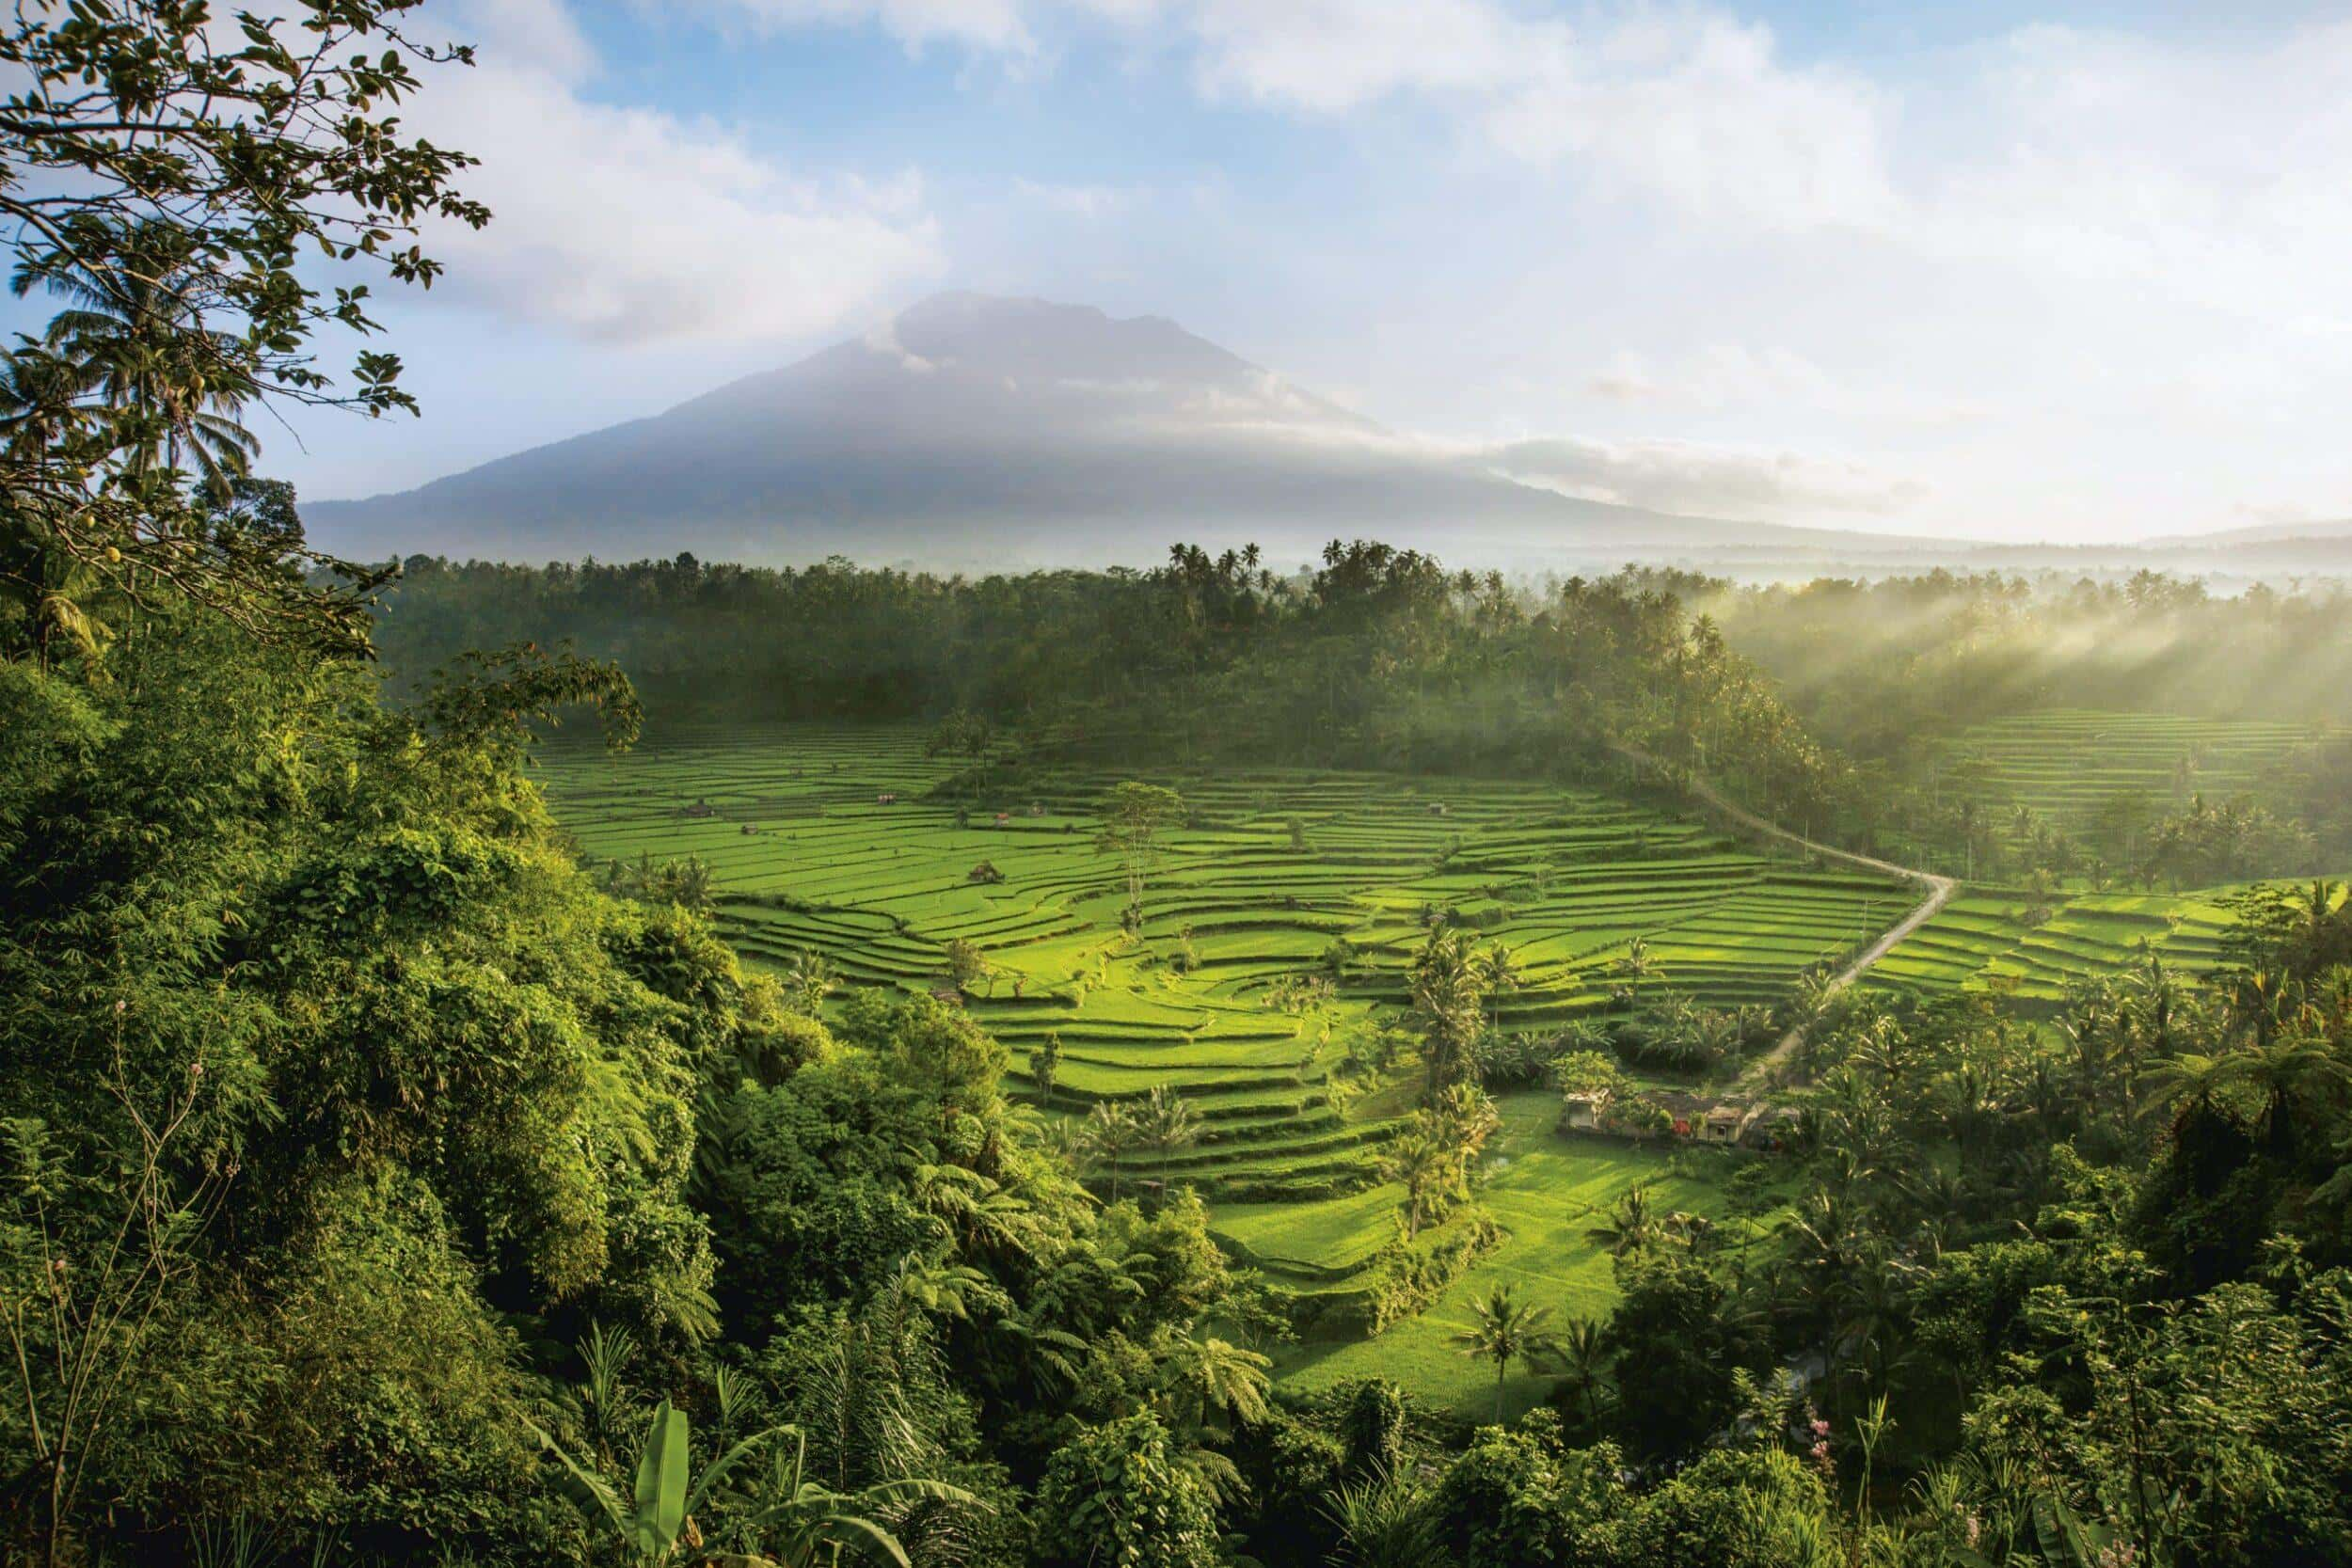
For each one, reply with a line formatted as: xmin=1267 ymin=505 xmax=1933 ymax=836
xmin=1698 ymin=570 xmax=2352 ymax=879
xmin=371 ymin=542 xmax=1851 ymax=836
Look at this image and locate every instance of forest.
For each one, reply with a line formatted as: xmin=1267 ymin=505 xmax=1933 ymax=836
xmin=7 ymin=4 xmax=2352 ymax=1566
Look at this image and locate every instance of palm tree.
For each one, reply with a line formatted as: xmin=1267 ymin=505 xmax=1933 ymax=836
xmin=1583 ymin=1185 xmax=1661 ymax=1259
xmin=1079 ymin=1100 xmax=1141 ymax=1199
xmin=1610 ymin=936 xmax=1661 ymax=1008
xmin=17 ymin=223 xmax=260 ymax=492
xmin=1450 ymin=1283 xmax=1562 ymax=1422
xmin=2137 ymin=1052 xmax=2237 ymax=1132
xmin=2225 ymin=1034 xmax=2348 ymax=1154
xmin=1553 ymin=1318 xmax=1613 ymax=1427
xmin=1132 ymin=1085 xmax=1200 ymax=1193
xmin=1474 ymin=940 xmax=1522 ymax=1030
xmin=1381 ymin=1131 xmax=1452 ymax=1238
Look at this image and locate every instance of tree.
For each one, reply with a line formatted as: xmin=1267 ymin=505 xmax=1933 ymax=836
xmin=1554 ymin=1318 xmax=1614 ymax=1429
xmin=1474 ymin=940 xmax=1522 ymax=1031
xmin=1584 ymin=1185 xmax=1663 ymax=1259
xmin=1098 ymin=781 xmax=1185 ymax=930
xmin=2 ymin=0 xmax=489 ymax=643
xmin=1450 ymin=1283 xmax=1562 ymax=1422
xmin=1410 ymin=927 xmax=1489 ymax=1097
xmin=1035 ymin=1414 xmax=1220 ymax=1568
xmin=1033 ymin=1032 xmax=1063 ymax=1106
xmin=532 ymin=1399 xmax=775 ymax=1565
xmin=1610 ymin=936 xmax=1662 ymax=1008
xmin=1133 ymin=1085 xmax=1201 ymax=1192
xmin=23 ymin=222 xmax=259 ymax=492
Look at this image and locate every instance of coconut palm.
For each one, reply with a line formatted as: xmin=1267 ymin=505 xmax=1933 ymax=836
xmin=17 ymin=224 xmax=260 ymax=492
xmin=1450 ymin=1283 xmax=1562 ymax=1422
xmin=1583 ymin=1184 xmax=1661 ymax=1259
xmin=1131 ymin=1084 xmax=1200 ymax=1192
xmin=1078 ymin=1099 xmax=1141 ymax=1198
xmin=1553 ymin=1317 xmax=1613 ymax=1427
xmin=1474 ymin=939 xmax=1522 ymax=1029
xmin=1610 ymin=936 xmax=1661 ymax=1008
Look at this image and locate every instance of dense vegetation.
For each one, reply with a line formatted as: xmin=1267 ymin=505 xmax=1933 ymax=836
xmin=1702 ymin=573 xmax=2352 ymax=882
xmin=8 ymin=3 xmax=2352 ymax=1564
xmin=367 ymin=547 xmax=1850 ymax=834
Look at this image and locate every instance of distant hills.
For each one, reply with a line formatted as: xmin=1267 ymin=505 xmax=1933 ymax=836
xmin=307 ymin=293 xmax=1917 ymax=572
xmin=309 ymin=293 xmax=2351 ymax=578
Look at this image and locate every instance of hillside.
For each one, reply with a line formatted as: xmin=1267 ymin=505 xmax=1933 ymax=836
xmin=310 ymin=293 xmax=1897 ymax=569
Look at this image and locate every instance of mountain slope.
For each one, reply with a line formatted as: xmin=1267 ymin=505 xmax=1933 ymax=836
xmin=310 ymin=293 xmax=1884 ymax=568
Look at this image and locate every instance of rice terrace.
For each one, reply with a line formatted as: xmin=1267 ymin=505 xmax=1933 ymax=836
xmin=536 ymin=721 xmax=1948 ymax=1412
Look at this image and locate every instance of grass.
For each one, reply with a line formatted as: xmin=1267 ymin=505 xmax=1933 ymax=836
xmin=1259 ymin=1094 xmax=1782 ymax=1420
xmin=537 ymin=721 xmax=1908 ymax=1202
xmin=1933 ymin=708 xmax=2326 ymax=833
xmin=1867 ymin=884 xmax=2245 ymax=1002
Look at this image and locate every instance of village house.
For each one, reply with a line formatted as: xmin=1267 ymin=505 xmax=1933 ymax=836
xmin=683 ymin=797 xmax=717 ymax=818
xmin=1558 ymin=1086 xmax=1613 ymax=1132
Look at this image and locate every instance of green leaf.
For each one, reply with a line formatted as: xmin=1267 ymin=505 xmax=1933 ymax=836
xmin=631 ymin=1400 xmax=691 ymax=1560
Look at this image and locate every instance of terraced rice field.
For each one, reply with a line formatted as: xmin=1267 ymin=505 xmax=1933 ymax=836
xmin=535 ymin=722 xmax=1909 ymax=1203
xmin=1934 ymin=709 xmax=2325 ymax=831
xmin=1867 ymin=885 xmax=2244 ymax=1003
xmin=1235 ymin=1093 xmax=1781 ymax=1420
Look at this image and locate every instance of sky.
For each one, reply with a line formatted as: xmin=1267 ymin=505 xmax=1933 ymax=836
xmin=55 ymin=0 xmax=2352 ymax=542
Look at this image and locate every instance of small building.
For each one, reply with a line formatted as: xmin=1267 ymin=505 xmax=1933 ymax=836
xmin=1426 ymin=801 xmax=1450 ymax=816
xmin=683 ymin=798 xmax=717 ymax=819
xmin=1559 ymin=1087 xmax=1613 ymax=1132
xmin=1699 ymin=1101 xmax=1762 ymax=1145
xmin=1029 ymin=801 xmax=1047 ymax=816
xmin=1742 ymin=1104 xmax=1802 ymax=1151
xmin=993 ymin=812 xmax=1010 ymax=827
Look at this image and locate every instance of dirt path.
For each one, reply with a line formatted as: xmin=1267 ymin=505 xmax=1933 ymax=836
xmin=1611 ymin=746 xmax=1958 ymax=1089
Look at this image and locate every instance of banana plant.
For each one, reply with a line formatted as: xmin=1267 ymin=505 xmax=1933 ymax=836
xmin=532 ymin=1399 xmax=776 ymax=1563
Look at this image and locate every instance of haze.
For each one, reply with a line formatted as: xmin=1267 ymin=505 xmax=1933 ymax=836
xmin=97 ymin=0 xmax=2352 ymax=547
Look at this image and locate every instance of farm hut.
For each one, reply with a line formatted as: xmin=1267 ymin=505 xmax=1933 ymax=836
xmin=877 ymin=791 xmax=898 ymax=804
xmin=928 ymin=984 xmax=964 ymax=1008
xmin=1651 ymin=1090 xmax=1714 ymax=1139
xmin=1559 ymin=1087 xmax=1613 ymax=1132
xmin=993 ymin=812 xmax=1010 ymax=827
xmin=1700 ymin=1101 xmax=1765 ymax=1145
xmin=1029 ymin=801 xmax=1047 ymax=816
xmin=683 ymin=798 xmax=717 ymax=818
xmin=1742 ymin=1104 xmax=1803 ymax=1151
xmin=1426 ymin=801 xmax=1449 ymax=816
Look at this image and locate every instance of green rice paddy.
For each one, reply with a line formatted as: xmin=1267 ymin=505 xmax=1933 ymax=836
xmin=1934 ymin=708 xmax=2325 ymax=831
xmin=538 ymin=721 xmax=2273 ymax=1415
xmin=537 ymin=722 xmax=1909 ymax=1209
xmin=1867 ymin=885 xmax=2242 ymax=1002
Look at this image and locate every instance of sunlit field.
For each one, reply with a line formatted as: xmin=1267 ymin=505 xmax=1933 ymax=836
xmin=537 ymin=721 xmax=1907 ymax=1211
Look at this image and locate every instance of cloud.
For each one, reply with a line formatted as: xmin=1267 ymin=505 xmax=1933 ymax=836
xmin=415 ymin=0 xmax=944 ymax=344
xmin=1011 ymin=178 xmax=1141 ymax=217
xmin=1481 ymin=436 xmax=1929 ymax=520
xmin=680 ymin=0 xmax=1038 ymax=52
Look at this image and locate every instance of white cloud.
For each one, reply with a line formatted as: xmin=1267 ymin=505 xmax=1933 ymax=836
xmin=418 ymin=0 xmax=943 ymax=344
xmin=1482 ymin=436 xmax=1929 ymax=520
xmin=680 ymin=0 xmax=1037 ymax=52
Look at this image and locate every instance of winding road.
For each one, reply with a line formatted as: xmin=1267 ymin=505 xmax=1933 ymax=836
xmin=1610 ymin=746 xmax=1958 ymax=1089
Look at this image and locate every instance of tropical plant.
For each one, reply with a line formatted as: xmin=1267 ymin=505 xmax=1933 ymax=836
xmin=1449 ymin=1283 xmax=1562 ymax=1422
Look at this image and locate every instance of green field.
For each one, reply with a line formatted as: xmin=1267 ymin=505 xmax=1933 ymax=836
xmin=537 ymin=722 xmax=1909 ymax=1210
xmin=1935 ymin=708 xmax=2325 ymax=832
xmin=1231 ymin=1093 xmax=1772 ymax=1420
xmin=1867 ymin=884 xmax=2243 ymax=1002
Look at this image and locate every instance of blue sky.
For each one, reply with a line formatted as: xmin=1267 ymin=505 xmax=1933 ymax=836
xmin=36 ymin=0 xmax=2350 ymax=541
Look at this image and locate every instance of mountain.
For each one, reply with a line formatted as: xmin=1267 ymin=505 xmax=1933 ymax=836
xmin=308 ymin=293 xmax=1904 ymax=571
